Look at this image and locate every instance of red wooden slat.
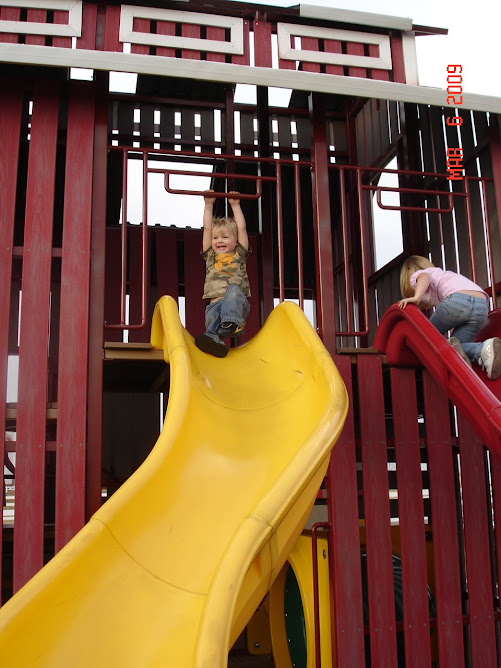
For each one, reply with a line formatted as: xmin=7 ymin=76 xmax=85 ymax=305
xmin=104 ymin=228 xmax=123 ymax=342
xmin=232 ymin=20 xmax=250 ymax=66
xmin=422 ymin=371 xmax=464 ymax=665
xmin=324 ymin=39 xmax=343 ymax=76
xmin=328 ymin=355 xmax=366 ymax=666
xmin=347 ymin=42 xmax=367 ymax=79
xmin=131 ymin=17 xmax=149 ymax=55
xmin=391 ymin=368 xmax=432 ymax=666
xmin=0 ymin=80 xmax=23 ymax=604
xmin=156 ymin=20 xmax=175 ymax=58
xmin=182 ymin=22 xmax=201 ymax=61
xmin=206 ymin=26 xmax=226 ymax=63
xmin=52 ymin=10 xmax=71 ymax=49
xmin=156 ymin=228 xmax=179 ymax=302
xmin=76 ymin=2 xmax=97 ymax=51
xmin=300 ymin=37 xmax=321 ymax=74
xmin=14 ymin=81 xmax=60 ymax=591
xmin=55 ymin=84 xmax=95 ymax=551
xmin=489 ymin=451 xmax=501 ymax=632
xmin=183 ymin=232 xmax=206 ymax=336
xmin=457 ymin=413 xmax=497 ymax=665
xmin=369 ymin=44 xmax=390 ymax=82
xmin=103 ymin=5 xmax=121 ymax=52
xmin=390 ymin=35 xmax=405 ymax=84
xmin=129 ymin=226 xmax=150 ymax=343
xmin=239 ymin=234 xmax=259 ymax=343
xmin=0 ymin=7 xmax=20 ymax=43
xmin=25 ymin=9 xmax=46 ymax=46
xmin=357 ymin=355 xmax=398 ymax=667
xmin=253 ymin=20 xmax=272 ymax=68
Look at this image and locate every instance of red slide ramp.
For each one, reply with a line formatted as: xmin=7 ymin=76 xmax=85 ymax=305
xmin=374 ymin=304 xmax=501 ymax=457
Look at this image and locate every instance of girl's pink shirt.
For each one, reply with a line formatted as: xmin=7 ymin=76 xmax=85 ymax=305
xmin=411 ymin=267 xmax=487 ymax=306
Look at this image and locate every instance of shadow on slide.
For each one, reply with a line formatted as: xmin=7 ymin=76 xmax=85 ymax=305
xmin=374 ymin=304 xmax=501 ymax=456
xmin=0 ymin=297 xmax=348 ymax=667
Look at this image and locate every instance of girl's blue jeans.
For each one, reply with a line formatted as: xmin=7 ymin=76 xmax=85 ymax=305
xmin=204 ymin=284 xmax=250 ymax=344
xmin=430 ymin=293 xmax=488 ymax=363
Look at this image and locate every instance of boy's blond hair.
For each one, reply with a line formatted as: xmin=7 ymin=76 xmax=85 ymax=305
xmin=212 ymin=217 xmax=237 ymax=239
xmin=400 ymin=255 xmax=434 ymax=298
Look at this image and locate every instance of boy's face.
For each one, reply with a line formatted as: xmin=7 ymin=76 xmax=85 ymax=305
xmin=211 ymin=227 xmax=237 ymax=254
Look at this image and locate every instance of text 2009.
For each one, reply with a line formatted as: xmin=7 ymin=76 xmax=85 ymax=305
xmin=446 ymin=64 xmax=463 ymax=181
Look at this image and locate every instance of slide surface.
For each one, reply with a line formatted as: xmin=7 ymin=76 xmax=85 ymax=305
xmin=374 ymin=304 xmax=501 ymax=457
xmin=0 ymin=297 xmax=348 ymax=667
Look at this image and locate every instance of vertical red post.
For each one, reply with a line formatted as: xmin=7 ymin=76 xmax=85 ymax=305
xmin=358 ymin=355 xmax=398 ymax=667
xmin=0 ymin=80 xmax=23 ymax=602
xmin=15 ymin=81 xmax=60 ymax=591
xmin=55 ymin=84 xmax=96 ymax=551
xmin=327 ymin=355 xmax=365 ymax=665
xmin=309 ymin=93 xmax=337 ymax=354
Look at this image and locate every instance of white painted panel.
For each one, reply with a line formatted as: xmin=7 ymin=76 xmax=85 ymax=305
xmin=119 ymin=5 xmax=244 ymax=56
xmin=0 ymin=0 xmax=82 ymax=37
xmin=277 ymin=23 xmax=392 ymax=70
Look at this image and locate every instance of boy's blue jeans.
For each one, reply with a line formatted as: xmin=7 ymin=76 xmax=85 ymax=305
xmin=204 ymin=284 xmax=250 ymax=344
xmin=430 ymin=293 xmax=488 ymax=363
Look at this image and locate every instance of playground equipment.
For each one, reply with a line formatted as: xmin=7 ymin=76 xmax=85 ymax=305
xmin=0 ymin=297 xmax=348 ymax=666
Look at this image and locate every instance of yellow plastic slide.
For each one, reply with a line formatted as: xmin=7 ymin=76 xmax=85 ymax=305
xmin=0 ymin=297 xmax=348 ymax=667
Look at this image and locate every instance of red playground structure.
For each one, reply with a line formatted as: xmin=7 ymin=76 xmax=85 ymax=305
xmin=1 ymin=1 xmax=501 ymax=666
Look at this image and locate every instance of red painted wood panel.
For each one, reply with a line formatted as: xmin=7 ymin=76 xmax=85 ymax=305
xmin=457 ymin=413 xmax=497 ymax=665
xmin=55 ymin=84 xmax=95 ymax=551
xmin=182 ymin=23 xmax=201 ymax=61
xmin=131 ymin=17 xmax=149 ymax=56
xmin=324 ymin=40 xmax=343 ymax=76
xmin=300 ymin=38 xmax=321 ymax=74
xmin=253 ymin=20 xmax=272 ymax=68
xmin=104 ymin=228 xmax=123 ymax=343
xmin=103 ymin=5 xmax=121 ymax=52
xmin=183 ymin=232 xmax=206 ymax=336
xmin=357 ymin=355 xmax=398 ymax=667
xmin=52 ymin=10 xmax=72 ymax=49
xmin=77 ymin=2 xmax=97 ymax=51
xmin=0 ymin=80 xmax=23 ymax=603
xmin=328 ymin=355 xmax=366 ymax=666
xmin=422 ymin=371 xmax=464 ymax=665
xmin=129 ymin=226 xmax=150 ymax=343
xmin=0 ymin=7 xmax=20 ymax=43
xmin=156 ymin=228 xmax=179 ymax=302
xmin=369 ymin=44 xmax=390 ymax=82
xmin=15 ymin=81 xmax=60 ymax=591
xmin=156 ymin=20 xmax=175 ymax=58
xmin=390 ymin=35 xmax=406 ymax=84
xmin=25 ymin=9 xmax=46 ymax=46
xmin=206 ymin=26 xmax=225 ymax=63
xmin=391 ymin=368 xmax=432 ymax=666
xmin=347 ymin=42 xmax=367 ymax=79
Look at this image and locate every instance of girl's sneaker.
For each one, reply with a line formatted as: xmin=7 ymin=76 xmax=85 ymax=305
xmin=480 ymin=337 xmax=501 ymax=380
xmin=450 ymin=337 xmax=472 ymax=368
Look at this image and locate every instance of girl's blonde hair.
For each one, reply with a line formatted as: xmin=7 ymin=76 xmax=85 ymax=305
xmin=400 ymin=255 xmax=434 ymax=298
xmin=212 ymin=217 xmax=237 ymax=238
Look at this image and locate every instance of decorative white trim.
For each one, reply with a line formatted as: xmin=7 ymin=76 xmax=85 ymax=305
xmin=119 ymin=6 xmax=244 ymax=56
xmin=299 ymin=4 xmax=413 ymax=32
xmin=277 ymin=23 xmax=392 ymax=70
xmin=0 ymin=44 xmax=499 ymax=114
xmin=402 ymin=32 xmax=419 ymax=86
xmin=0 ymin=0 xmax=82 ymax=37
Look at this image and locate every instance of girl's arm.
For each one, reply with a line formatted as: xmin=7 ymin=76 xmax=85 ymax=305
xmin=228 ymin=192 xmax=249 ymax=250
xmin=398 ymin=272 xmax=430 ymax=308
xmin=202 ymin=190 xmax=216 ymax=251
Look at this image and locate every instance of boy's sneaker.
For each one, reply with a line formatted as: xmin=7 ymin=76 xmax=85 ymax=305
xmin=480 ymin=337 xmax=501 ymax=380
xmin=195 ymin=334 xmax=228 ymax=358
xmin=450 ymin=337 xmax=472 ymax=368
xmin=218 ymin=321 xmax=243 ymax=338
